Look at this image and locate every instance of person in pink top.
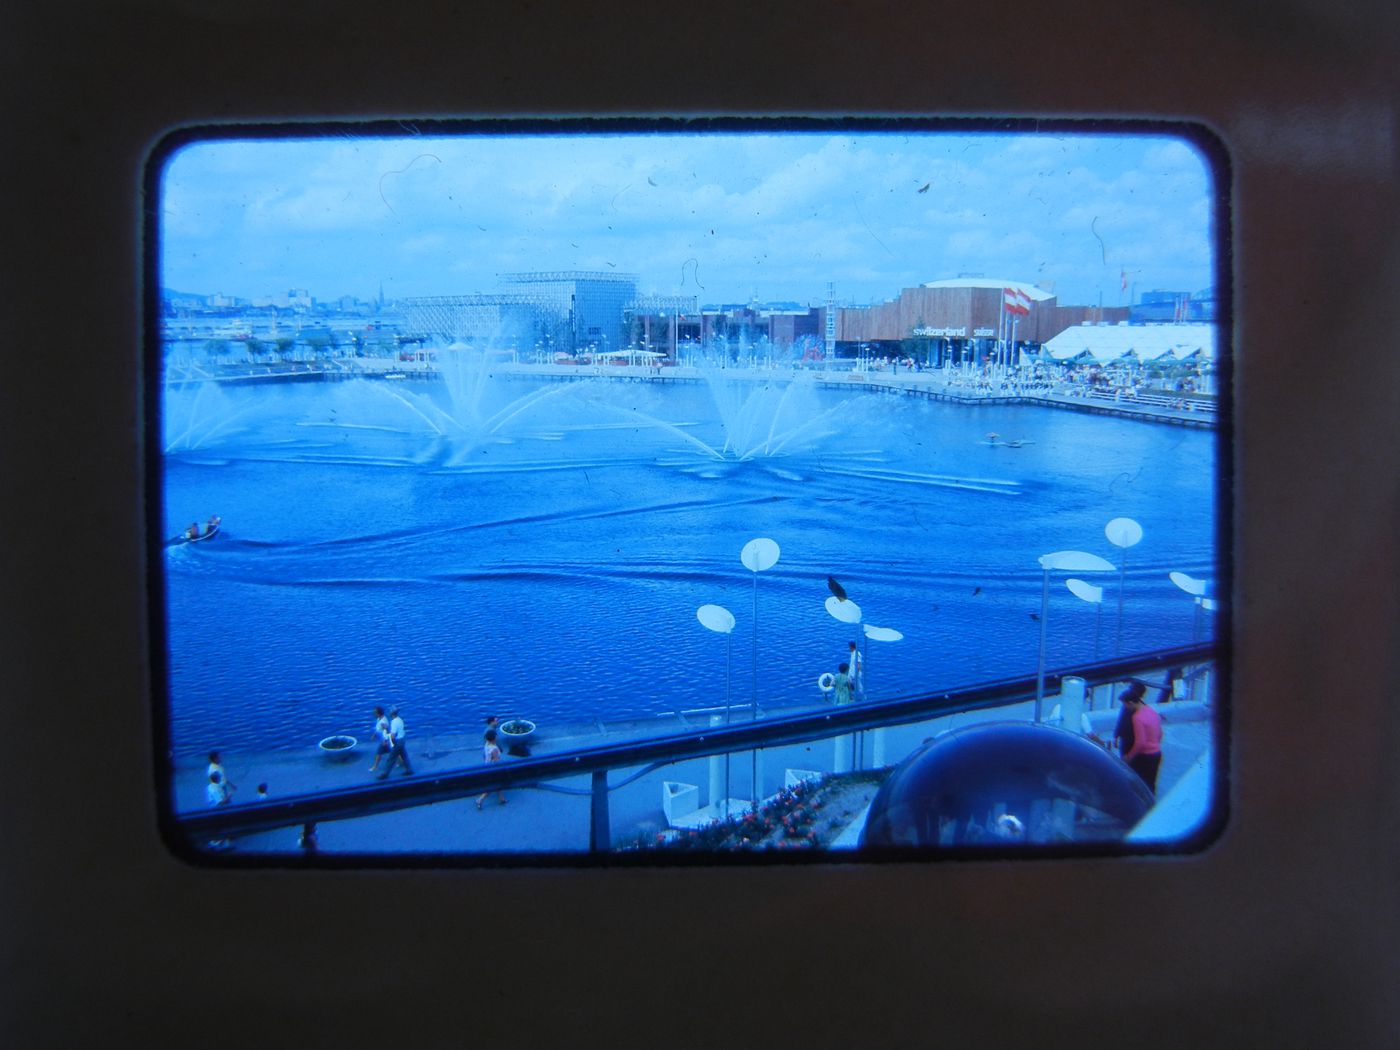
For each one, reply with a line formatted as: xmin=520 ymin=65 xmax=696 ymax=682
xmin=1123 ymin=691 xmax=1164 ymax=793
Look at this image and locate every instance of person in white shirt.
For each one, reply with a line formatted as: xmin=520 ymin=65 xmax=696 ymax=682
xmin=205 ymin=771 xmax=232 ymax=851
xmin=476 ymin=730 xmax=507 ymax=809
xmin=375 ymin=707 xmax=414 ymax=779
xmin=846 ymin=642 xmax=863 ymax=698
xmin=206 ymin=751 xmax=235 ymax=797
xmin=206 ymin=771 xmax=230 ymax=807
xmin=368 ymin=706 xmax=392 ymax=773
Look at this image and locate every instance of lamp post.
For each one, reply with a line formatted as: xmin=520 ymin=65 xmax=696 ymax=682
xmin=1065 ymin=578 xmax=1104 ymax=708
xmin=861 ymin=623 xmax=903 ymax=768
xmin=860 ymin=624 xmax=904 ymax=693
xmin=1168 ymin=571 xmax=1211 ymax=642
xmin=1036 ymin=551 xmax=1115 ymax=722
xmin=740 ymin=538 xmax=779 ymax=807
xmin=696 ymin=603 xmax=736 ymax=818
xmin=1105 ymin=517 xmax=1143 ymax=654
xmin=1169 ymin=571 xmax=1216 ymax=704
xmin=824 ymin=591 xmax=903 ymax=768
xmin=1065 ymin=578 xmax=1105 ymax=658
xmin=822 ymin=593 xmax=861 ymax=772
xmin=823 ymin=592 xmax=863 ymax=691
xmin=740 ymin=538 xmax=780 ymax=719
xmin=695 ymin=605 xmax=736 ymax=719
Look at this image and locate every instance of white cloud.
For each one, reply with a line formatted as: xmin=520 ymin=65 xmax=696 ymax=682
xmin=399 ymin=233 xmax=449 ymax=255
xmin=157 ymin=128 xmax=1217 ymax=305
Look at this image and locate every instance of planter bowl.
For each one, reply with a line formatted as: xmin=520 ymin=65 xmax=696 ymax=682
xmin=497 ymin=718 xmax=536 ymax=747
xmin=318 ymin=734 xmax=359 ymax=762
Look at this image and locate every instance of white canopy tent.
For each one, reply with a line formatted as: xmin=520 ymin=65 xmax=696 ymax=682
xmin=1043 ymin=323 xmax=1217 ymax=366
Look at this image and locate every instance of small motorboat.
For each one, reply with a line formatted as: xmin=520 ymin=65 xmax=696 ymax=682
xmin=173 ymin=515 xmax=221 ymax=545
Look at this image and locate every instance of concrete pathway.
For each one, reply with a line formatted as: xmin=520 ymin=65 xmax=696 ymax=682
xmin=176 ymin=692 xmax=1215 ymax=857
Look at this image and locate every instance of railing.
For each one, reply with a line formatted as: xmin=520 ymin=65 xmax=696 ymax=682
xmin=1083 ymin=387 xmax=1216 ymax=413
xmin=173 ymin=642 xmax=1218 ymax=851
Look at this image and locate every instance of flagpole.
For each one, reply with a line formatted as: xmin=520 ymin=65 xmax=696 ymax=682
xmin=998 ymin=290 xmax=1006 ymax=378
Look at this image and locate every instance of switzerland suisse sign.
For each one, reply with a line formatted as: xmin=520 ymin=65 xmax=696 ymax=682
xmin=912 ymin=325 xmax=999 ymax=338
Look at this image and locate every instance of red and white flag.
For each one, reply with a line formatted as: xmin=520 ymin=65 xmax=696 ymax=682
xmin=1015 ymin=288 xmax=1032 ymax=315
xmin=1003 ymin=287 xmax=1030 ymax=316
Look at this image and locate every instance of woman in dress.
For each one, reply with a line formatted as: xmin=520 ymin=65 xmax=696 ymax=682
xmin=476 ymin=729 xmax=507 ymax=810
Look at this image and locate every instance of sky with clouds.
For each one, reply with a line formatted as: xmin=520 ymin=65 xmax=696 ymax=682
xmin=158 ymin=125 xmax=1217 ymax=309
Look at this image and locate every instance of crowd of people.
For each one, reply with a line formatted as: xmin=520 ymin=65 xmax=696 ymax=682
xmin=846 ymin=357 xmax=1211 ymax=413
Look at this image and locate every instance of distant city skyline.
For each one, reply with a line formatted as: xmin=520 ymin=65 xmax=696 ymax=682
xmin=158 ymin=125 xmax=1218 ymax=310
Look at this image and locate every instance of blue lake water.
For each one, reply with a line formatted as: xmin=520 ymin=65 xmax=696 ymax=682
xmin=159 ymin=366 xmax=1219 ymax=758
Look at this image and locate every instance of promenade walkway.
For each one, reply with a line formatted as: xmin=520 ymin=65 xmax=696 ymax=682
xmin=173 ymin=688 xmax=1214 ymax=858
xmin=177 ymin=358 xmax=1220 ymax=428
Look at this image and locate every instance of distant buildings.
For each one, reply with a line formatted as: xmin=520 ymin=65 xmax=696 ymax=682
xmin=1130 ymin=290 xmax=1216 ymax=324
xmin=402 ymin=272 xmax=645 ymax=356
xmin=163 ymin=273 xmax=1216 ymax=367
xmin=163 ymin=288 xmax=357 ymax=317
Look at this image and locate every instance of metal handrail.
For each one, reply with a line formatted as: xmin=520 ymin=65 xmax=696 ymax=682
xmin=173 ymin=642 xmax=1217 ymax=843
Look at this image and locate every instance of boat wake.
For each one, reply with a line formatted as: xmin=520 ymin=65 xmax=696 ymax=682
xmin=818 ymin=466 xmax=1024 ymax=495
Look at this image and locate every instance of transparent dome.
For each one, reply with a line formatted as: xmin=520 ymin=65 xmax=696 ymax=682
xmin=860 ymin=722 xmax=1154 ymax=849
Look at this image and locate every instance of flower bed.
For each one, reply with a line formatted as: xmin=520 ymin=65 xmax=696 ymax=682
xmin=630 ymin=769 xmax=887 ymax=852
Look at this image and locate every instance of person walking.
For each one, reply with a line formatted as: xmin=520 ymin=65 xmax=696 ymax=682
xmin=376 ymin=706 xmax=414 ymax=779
xmin=1122 ymin=689 xmax=1164 ymax=793
xmin=1112 ymin=682 xmax=1144 ymax=758
xmin=298 ymin=822 xmax=319 ymax=854
xmin=207 ymin=751 xmax=235 ymax=799
xmin=846 ymin=641 xmax=863 ymax=698
xmin=476 ymin=729 xmax=507 ymax=809
xmin=1156 ymin=667 xmax=1185 ymax=704
xmin=840 ymin=641 xmax=862 ymax=700
xmin=368 ymin=705 xmax=391 ymax=773
xmin=833 ymin=662 xmax=854 ymax=706
xmin=205 ymin=770 xmax=232 ymax=851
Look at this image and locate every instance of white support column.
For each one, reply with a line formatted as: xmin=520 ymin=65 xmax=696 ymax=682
xmin=833 ymin=733 xmax=853 ymax=774
xmin=1060 ymin=676 xmax=1087 ymax=735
